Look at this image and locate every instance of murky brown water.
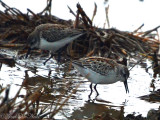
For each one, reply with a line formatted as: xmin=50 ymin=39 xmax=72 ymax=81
xmin=0 ymin=49 xmax=160 ymax=119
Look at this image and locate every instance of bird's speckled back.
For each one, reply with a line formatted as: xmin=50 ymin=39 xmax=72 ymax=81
xmin=73 ymin=57 xmax=129 ymax=78
xmin=37 ymin=24 xmax=82 ymax=42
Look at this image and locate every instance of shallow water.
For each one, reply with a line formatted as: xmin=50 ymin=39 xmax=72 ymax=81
xmin=0 ymin=49 xmax=160 ymax=119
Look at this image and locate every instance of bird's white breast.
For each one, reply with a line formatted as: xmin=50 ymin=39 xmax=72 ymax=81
xmin=39 ymin=33 xmax=84 ymax=52
xmin=39 ymin=38 xmax=64 ymax=52
xmin=72 ymin=63 xmax=123 ymax=84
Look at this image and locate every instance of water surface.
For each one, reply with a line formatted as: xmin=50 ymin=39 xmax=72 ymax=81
xmin=0 ymin=49 xmax=159 ymax=119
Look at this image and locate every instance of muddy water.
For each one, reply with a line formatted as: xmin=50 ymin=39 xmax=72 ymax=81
xmin=0 ymin=49 xmax=160 ymax=119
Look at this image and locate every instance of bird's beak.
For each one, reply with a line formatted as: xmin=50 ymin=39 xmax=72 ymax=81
xmin=124 ymin=78 xmax=129 ymax=93
xmin=25 ymin=48 xmax=31 ymax=59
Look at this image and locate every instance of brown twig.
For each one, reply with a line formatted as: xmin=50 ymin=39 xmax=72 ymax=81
xmin=142 ymin=25 xmax=160 ymax=37
xmin=133 ymin=23 xmax=144 ymax=33
xmin=91 ymin=3 xmax=97 ymax=22
xmin=105 ymin=5 xmax=110 ymax=28
xmin=67 ymin=5 xmax=76 ymax=17
xmin=39 ymin=0 xmax=52 ymax=16
xmin=27 ymin=8 xmax=40 ymax=19
xmin=77 ymin=3 xmax=92 ymax=29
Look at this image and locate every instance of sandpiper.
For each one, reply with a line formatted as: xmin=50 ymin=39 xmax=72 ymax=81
xmin=72 ymin=56 xmax=129 ymax=100
xmin=26 ymin=23 xmax=85 ymax=65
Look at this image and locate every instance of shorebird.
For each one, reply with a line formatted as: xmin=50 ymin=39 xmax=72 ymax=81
xmin=25 ymin=23 xmax=85 ymax=65
xmin=72 ymin=56 xmax=129 ymax=100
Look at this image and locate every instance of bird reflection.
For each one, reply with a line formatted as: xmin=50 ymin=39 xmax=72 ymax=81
xmin=68 ymin=101 xmax=124 ymax=119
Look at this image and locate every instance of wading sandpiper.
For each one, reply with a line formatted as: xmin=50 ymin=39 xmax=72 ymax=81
xmin=72 ymin=56 xmax=129 ymax=100
xmin=26 ymin=23 xmax=85 ymax=65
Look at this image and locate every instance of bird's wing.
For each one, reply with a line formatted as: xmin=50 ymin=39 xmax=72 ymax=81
xmin=73 ymin=57 xmax=117 ymax=75
xmin=41 ymin=26 xmax=82 ymax=42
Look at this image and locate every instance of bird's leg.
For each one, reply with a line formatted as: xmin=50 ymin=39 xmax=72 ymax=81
xmin=92 ymin=84 xmax=99 ymax=102
xmin=43 ymin=53 xmax=54 ymax=65
xmin=57 ymin=45 xmax=67 ymax=63
xmin=94 ymin=84 xmax=99 ymax=97
xmin=57 ymin=51 xmax=61 ymax=63
xmin=25 ymin=48 xmax=31 ymax=59
xmin=88 ymin=83 xmax=93 ymax=101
